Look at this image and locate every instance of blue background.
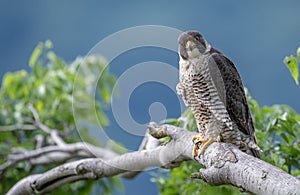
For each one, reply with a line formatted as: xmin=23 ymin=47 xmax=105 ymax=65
xmin=1 ymin=1 xmax=300 ymax=194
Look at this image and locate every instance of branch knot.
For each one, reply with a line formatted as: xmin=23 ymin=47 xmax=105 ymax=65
xmin=76 ymin=163 xmax=89 ymax=175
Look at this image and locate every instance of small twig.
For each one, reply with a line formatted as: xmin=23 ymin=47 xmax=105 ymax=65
xmin=28 ymin=104 xmax=66 ymax=145
xmin=0 ymin=124 xmax=36 ymax=132
xmin=0 ymin=104 xmax=68 ymax=147
xmin=28 ymin=104 xmax=40 ymax=123
xmin=35 ymin=135 xmax=44 ymax=149
xmin=50 ymin=131 xmax=66 ymax=146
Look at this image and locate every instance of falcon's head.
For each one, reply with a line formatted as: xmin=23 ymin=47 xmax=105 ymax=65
xmin=178 ymin=31 xmax=211 ymax=60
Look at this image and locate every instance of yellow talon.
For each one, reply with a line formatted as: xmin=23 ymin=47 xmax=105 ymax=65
xmin=192 ymin=135 xmax=221 ymax=157
xmin=192 ymin=135 xmax=206 ymax=157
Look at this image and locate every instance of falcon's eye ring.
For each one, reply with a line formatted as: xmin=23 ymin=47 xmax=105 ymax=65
xmin=194 ymin=36 xmax=200 ymax=41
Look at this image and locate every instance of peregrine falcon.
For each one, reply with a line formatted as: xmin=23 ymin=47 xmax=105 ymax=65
xmin=176 ymin=31 xmax=260 ymax=158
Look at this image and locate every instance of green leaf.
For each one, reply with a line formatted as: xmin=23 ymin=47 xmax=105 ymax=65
xmin=284 ymin=55 xmax=299 ymax=85
xmin=96 ymin=110 xmax=109 ymax=127
xmin=45 ymin=39 xmax=53 ymax=49
xmin=109 ymin=176 xmax=123 ymax=192
xmin=29 ymin=43 xmax=42 ymax=67
xmin=161 ymin=118 xmax=181 ymax=126
xmin=100 ymin=86 xmax=111 ymax=103
xmin=280 ymin=133 xmax=292 ymax=145
xmin=297 ymin=47 xmax=300 ymax=61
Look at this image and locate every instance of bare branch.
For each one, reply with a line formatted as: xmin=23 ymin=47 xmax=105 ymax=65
xmin=7 ymin=124 xmax=193 ymax=195
xmin=0 ymin=124 xmax=36 ymax=132
xmin=191 ymin=142 xmax=300 ymax=195
xmin=49 ymin=130 xmax=66 ymax=146
xmin=0 ymin=105 xmax=65 ymax=147
xmin=0 ymin=108 xmax=119 ymax=179
xmin=29 ymin=105 xmax=67 ymax=146
xmin=35 ymin=135 xmax=44 ymax=149
xmin=28 ymin=104 xmax=40 ymax=123
xmin=0 ymin=141 xmax=118 ymax=174
xmin=6 ymin=124 xmax=300 ymax=195
xmin=121 ymin=130 xmax=161 ymax=179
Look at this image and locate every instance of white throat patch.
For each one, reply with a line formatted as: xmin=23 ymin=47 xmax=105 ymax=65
xmin=187 ymin=48 xmax=201 ymax=59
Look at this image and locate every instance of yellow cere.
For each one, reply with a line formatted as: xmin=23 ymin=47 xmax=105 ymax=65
xmin=185 ymin=40 xmax=195 ymax=49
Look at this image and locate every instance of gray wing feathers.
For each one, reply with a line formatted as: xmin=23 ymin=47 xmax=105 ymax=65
xmin=209 ymin=53 xmax=255 ymax=138
xmin=193 ymin=56 xmax=233 ymax=130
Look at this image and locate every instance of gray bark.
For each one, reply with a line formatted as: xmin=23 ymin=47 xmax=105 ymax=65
xmin=6 ymin=124 xmax=300 ymax=195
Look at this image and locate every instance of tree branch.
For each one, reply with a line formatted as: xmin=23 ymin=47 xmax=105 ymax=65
xmin=0 ymin=141 xmax=118 ymax=174
xmin=0 ymin=124 xmax=36 ymax=132
xmin=191 ymin=143 xmax=300 ymax=194
xmin=0 ymin=105 xmax=113 ymax=173
xmin=121 ymin=129 xmax=161 ymax=179
xmin=7 ymin=123 xmax=300 ymax=195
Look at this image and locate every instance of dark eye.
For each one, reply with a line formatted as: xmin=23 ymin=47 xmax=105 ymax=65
xmin=194 ymin=35 xmax=200 ymax=41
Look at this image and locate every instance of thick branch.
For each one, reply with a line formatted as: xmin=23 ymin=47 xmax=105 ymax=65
xmin=7 ymin=124 xmax=300 ymax=195
xmin=121 ymin=130 xmax=161 ymax=179
xmin=191 ymin=143 xmax=300 ymax=195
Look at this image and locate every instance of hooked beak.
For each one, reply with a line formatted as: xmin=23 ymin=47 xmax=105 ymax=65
xmin=185 ymin=40 xmax=196 ymax=51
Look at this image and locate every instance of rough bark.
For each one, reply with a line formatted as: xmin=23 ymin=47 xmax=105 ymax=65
xmin=191 ymin=143 xmax=300 ymax=195
xmin=6 ymin=123 xmax=300 ymax=195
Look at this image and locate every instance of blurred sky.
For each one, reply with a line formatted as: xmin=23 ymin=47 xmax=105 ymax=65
xmin=1 ymin=1 xmax=300 ymax=194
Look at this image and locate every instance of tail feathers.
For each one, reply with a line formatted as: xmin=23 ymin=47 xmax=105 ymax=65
xmin=250 ymin=148 xmax=260 ymax=159
xmin=247 ymin=140 xmax=261 ymax=159
xmin=246 ymin=138 xmax=261 ymax=159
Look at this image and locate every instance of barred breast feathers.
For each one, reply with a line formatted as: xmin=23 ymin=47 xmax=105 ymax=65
xmin=183 ymin=55 xmax=234 ymax=131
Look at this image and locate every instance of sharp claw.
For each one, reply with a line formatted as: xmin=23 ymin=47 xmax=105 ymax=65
xmin=193 ymin=155 xmax=198 ymax=161
xmin=192 ymin=135 xmax=221 ymax=157
xmin=193 ymin=139 xmax=201 ymax=145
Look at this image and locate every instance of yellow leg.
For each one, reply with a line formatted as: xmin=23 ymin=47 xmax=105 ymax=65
xmin=192 ymin=135 xmax=221 ymax=157
xmin=192 ymin=135 xmax=206 ymax=157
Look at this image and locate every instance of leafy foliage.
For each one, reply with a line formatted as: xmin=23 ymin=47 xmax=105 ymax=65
xmin=155 ymin=92 xmax=300 ymax=194
xmin=0 ymin=41 xmax=118 ymax=194
xmin=248 ymin=91 xmax=300 ymax=175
